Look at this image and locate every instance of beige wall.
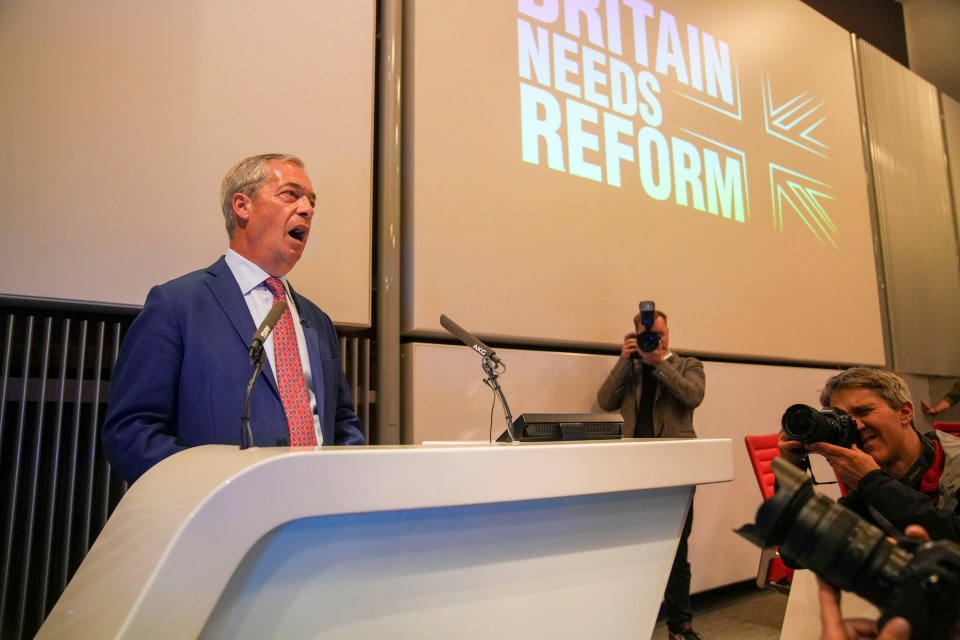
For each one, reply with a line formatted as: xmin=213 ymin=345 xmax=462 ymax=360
xmin=0 ymin=0 xmax=376 ymax=327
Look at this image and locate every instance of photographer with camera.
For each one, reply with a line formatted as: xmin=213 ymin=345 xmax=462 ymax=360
xmin=737 ymin=454 xmax=960 ymax=640
xmin=778 ymin=367 xmax=960 ymax=543
xmin=597 ymin=303 xmax=705 ymax=640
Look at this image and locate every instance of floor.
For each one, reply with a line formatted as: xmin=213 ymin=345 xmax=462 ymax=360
xmin=649 ymin=580 xmax=789 ymax=640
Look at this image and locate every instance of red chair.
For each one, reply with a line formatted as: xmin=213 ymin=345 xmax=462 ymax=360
xmin=744 ymin=434 xmax=793 ymax=594
xmin=934 ymin=421 xmax=960 ymax=437
xmin=835 ymin=475 xmax=852 ymax=496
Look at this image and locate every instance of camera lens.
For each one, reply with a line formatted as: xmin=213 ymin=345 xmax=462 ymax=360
xmin=738 ymin=458 xmax=960 ymax=640
xmin=738 ymin=459 xmax=909 ymax=604
xmin=782 ymin=404 xmax=825 ymax=442
xmin=781 ymin=404 xmax=856 ymax=447
xmin=784 ymin=489 xmax=910 ymax=603
xmin=637 ymin=331 xmax=659 ymax=353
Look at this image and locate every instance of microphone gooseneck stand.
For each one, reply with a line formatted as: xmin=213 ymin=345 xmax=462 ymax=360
xmin=240 ymin=299 xmax=287 ymax=450
xmin=438 ymin=314 xmax=516 ymax=443
xmin=481 ymin=356 xmax=517 ymax=444
xmin=240 ymin=346 xmax=266 ymax=450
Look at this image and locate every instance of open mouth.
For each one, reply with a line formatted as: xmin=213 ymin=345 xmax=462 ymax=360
xmin=289 ymin=227 xmax=307 ymax=242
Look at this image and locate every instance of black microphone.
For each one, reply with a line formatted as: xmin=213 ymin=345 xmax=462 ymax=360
xmin=441 ymin=314 xmax=515 ymax=442
xmin=440 ymin=314 xmax=502 ymax=365
xmin=241 ymin=300 xmax=288 ymax=449
xmin=248 ymin=300 xmax=287 ymax=364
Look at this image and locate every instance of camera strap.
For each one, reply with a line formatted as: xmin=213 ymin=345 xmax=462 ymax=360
xmin=900 ymin=431 xmax=939 ymax=492
xmin=865 ymin=505 xmax=902 ymax=538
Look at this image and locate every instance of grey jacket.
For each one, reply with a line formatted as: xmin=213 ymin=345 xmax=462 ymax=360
xmin=597 ymin=353 xmax=705 ymax=439
xmin=936 ymin=431 xmax=960 ymax=514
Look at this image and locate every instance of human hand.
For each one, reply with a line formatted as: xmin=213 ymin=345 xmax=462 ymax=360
xmin=921 ymin=399 xmax=950 ymax=415
xmin=777 ymin=430 xmax=809 ymax=467
xmin=806 ymin=441 xmax=880 ymax=488
xmin=901 ymin=524 xmax=931 ymax=542
xmin=819 ymin=527 xmax=935 ymax=640
xmin=817 ymin=578 xmax=910 ymax=640
xmin=620 ymin=332 xmax=639 ymax=359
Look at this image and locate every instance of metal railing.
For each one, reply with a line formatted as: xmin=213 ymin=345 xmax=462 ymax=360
xmin=0 ymin=302 xmax=373 ymax=639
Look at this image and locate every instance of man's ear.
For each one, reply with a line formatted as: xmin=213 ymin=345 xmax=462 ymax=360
xmin=232 ymin=193 xmax=250 ymax=228
xmin=899 ymin=400 xmax=914 ymax=426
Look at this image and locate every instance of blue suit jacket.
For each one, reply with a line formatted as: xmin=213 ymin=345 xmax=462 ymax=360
xmin=101 ymin=257 xmax=365 ymax=483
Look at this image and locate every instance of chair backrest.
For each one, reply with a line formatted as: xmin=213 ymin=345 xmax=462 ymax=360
xmin=744 ymin=433 xmax=782 ymax=500
xmin=934 ymin=421 xmax=960 ymax=437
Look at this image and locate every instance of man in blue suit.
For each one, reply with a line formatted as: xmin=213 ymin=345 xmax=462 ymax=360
xmin=102 ymin=154 xmax=365 ymax=484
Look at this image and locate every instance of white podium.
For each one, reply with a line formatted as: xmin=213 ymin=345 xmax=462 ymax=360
xmin=38 ymin=439 xmax=732 ymax=639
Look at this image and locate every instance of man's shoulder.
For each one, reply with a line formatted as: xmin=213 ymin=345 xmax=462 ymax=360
xmin=148 ymin=258 xmax=228 ymax=297
xmin=932 ymin=431 xmax=960 ymax=460
xmin=930 ymin=429 xmax=960 ymax=445
xmin=668 ymin=352 xmax=703 ymax=368
xmin=134 ymin=259 xmax=233 ymax=319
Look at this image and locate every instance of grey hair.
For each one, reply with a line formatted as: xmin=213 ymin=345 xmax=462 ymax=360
xmin=220 ymin=154 xmax=304 ymax=237
xmin=819 ymin=367 xmax=913 ymax=409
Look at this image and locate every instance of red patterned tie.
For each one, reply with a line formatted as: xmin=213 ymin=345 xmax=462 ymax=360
xmin=263 ymin=278 xmax=318 ymax=446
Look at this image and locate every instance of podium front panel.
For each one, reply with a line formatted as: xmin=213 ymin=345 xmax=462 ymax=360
xmin=203 ymin=488 xmax=690 ymax=639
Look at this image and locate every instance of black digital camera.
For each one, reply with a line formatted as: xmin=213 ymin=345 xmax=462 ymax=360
xmin=737 ymin=458 xmax=960 ymax=640
xmin=636 ymin=300 xmax=659 ymax=353
xmin=781 ymin=404 xmax=859 ymax=448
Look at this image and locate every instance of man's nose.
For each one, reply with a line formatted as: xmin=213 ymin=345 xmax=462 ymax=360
xmin=298 ymin=197 xmax=315 ymax=219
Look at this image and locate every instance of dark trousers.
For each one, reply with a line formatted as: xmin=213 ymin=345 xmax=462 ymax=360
xmin=663 ymin=496 xmax=694 ymax=630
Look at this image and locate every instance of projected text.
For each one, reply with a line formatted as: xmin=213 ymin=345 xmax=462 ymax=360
xmin=518 ymin=0 xmax=746 ymax=222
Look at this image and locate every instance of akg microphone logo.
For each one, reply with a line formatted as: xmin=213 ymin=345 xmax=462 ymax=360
xmin=472 ymin=345 xmax=487 ymax=357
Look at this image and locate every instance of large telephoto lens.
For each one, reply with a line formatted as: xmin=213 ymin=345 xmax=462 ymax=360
xmin=738 ymin=458 xmax=910 ymax=604
xmin=737 ymin=458 xmax=960 ymax=639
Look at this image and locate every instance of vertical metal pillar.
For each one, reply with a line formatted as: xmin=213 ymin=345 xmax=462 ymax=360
xmin=376 ymin=0 xmax=403 ymax=444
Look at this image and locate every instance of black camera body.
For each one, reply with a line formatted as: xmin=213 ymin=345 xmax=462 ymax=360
xmin=737 ymin=458 xmax=960 ymax=640
xmin=636 ymin=300 xmax=659 ymax=353
xmin=781 ymin=404 xmax=859 ymax=448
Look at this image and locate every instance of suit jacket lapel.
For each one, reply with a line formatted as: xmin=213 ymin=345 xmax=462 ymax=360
xmin=205 ymin=256 xmax=281 ymax=396
xmin=288 ymin=284 xmax=326 ymax=414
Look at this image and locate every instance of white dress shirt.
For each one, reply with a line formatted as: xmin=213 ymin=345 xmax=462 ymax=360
xmin=224 ymin=249 xmax=323 ymax=443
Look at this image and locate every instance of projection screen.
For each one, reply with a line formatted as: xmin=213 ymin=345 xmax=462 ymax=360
xmin=406 ymin=0 xmax=884 ymax=365
xmin=0 ymin=0 xmax=375 ymax=327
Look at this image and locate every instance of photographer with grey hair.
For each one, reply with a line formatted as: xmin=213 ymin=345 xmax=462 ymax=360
xmin=779 ymin=367 xmax=960 ymax=542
